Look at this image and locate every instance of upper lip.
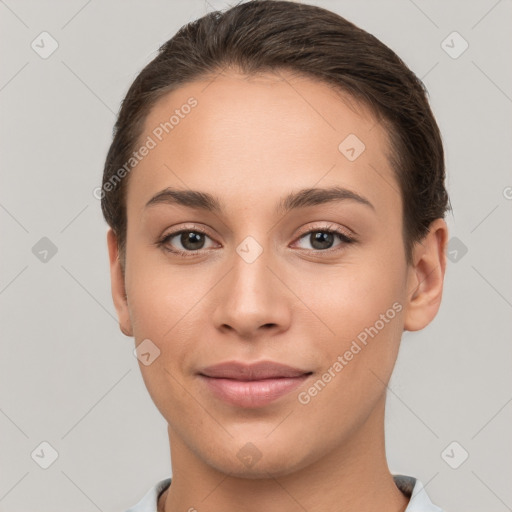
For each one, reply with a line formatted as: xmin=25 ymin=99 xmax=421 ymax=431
xmin=198 ymin=360 xmax=312 ymax=381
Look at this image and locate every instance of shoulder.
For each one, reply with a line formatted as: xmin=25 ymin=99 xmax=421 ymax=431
xmin=124 ymin=476 xmax=172 ymax=512
xmin=393 ymin=474 xmax=445 ymax=512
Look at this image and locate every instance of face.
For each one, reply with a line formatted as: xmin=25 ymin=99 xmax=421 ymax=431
xmin=108 ymin=70 xmax=446 ymax=478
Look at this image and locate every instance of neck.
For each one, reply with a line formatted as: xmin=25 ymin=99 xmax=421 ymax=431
xmin=160 ymin=395 xmax=409 ymax=512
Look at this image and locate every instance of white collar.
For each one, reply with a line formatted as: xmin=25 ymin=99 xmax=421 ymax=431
xmin=125 ymin=474 xmax=444 ymax=512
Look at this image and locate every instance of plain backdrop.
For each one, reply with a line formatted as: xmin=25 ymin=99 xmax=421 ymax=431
xmin=0 ymin=1 xmax=511 ymax=511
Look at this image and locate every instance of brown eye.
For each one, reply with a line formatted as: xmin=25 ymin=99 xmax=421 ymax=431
xmin=309 ymin=231 xmax=335 ymax=250
xmin=158 ymin=229 xmax=216 ymax=255
xmin=294 ymin=227 xmax=355 ymax=252
xmin=178 ymin=231 xmax=206 ymax=250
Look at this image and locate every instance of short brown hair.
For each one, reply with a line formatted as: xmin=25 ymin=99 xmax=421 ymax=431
xmin=101 ymin=0 xmax=451 ymax=267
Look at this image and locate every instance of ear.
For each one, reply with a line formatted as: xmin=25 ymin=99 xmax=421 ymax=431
xmin=403 ymin=218 xmax=449 ymax=332
xmin=106 ymin=228 xmax=133 ymax=337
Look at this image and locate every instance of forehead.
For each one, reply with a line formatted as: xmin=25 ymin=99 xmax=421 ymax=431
xmin=127 ymin=70 xmax=400 ymax=218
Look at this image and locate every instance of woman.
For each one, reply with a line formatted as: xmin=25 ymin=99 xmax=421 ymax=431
xmin=101 ymin=1 xmax=450 ymax=510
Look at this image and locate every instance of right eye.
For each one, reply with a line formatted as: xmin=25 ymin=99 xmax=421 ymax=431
xmin=157 ymin=228 xmax=218 ymax=257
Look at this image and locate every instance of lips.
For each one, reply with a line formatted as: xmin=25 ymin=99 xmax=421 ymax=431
xmin=198 ymin=360 xmax=311 ymax=380
xmin=198 ymin=360 xmax=313 ymax=408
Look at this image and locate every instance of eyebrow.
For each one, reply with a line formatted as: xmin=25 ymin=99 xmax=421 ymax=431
xmin=144 ymin=185 xmax=375 ymax=215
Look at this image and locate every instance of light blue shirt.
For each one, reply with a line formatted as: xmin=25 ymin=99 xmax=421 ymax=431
xmin=125 ymin=474 xmax=444 ymax=511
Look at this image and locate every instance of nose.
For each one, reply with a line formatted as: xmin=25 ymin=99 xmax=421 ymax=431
xmin=212 ymin=246 xmax=292 ymax=339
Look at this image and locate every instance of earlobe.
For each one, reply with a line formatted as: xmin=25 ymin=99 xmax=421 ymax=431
xmin=106 ymin=228 xmax=133 ymax=337
xmin=403 ymin=218 xmax=449 ymax=332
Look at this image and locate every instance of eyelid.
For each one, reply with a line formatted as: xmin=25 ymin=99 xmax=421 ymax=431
xmin=294 ymin=222 xmax=355 ymax=241
xmin=161 ymin=223 xmax=211 ymax=237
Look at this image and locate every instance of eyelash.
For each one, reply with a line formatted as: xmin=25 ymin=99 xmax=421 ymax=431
xmin=156 ymin=224 xmax=356 ymax=258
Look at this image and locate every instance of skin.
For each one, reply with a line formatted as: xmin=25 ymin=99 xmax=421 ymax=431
xmin=107 ymin=70 xmax=448 ymax=512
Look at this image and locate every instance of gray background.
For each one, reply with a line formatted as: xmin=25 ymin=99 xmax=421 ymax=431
xmin=1 ymin=0 xmax=511 ymax=510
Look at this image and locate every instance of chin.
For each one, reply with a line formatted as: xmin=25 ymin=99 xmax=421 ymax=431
xmin=202 ymin=437 xmax=315 ymax=480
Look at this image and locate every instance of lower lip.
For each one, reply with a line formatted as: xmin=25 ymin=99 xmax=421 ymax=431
xmin=199 ymin=374 xmax=311 ymax=408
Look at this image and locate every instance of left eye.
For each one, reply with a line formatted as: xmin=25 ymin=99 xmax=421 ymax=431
xmin=294 ymin=229 xmax=354 ymax=251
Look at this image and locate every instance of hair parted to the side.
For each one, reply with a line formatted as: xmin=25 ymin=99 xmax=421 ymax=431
xmin=101 ymin=0 xmax=451 ymax=270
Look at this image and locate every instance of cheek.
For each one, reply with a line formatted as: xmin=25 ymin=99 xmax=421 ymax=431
xmin=293 ymin=272 xmax=404 ymax=432
xmin=298 ymin=250 xmax=405 ymax=389
xmin=125 ymin=244 xmax=211 ymax=339
xmin=127 ymin=265 xmax=202 ymax=421
xmin=300 ymin=254 xmax=403 ymax=339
